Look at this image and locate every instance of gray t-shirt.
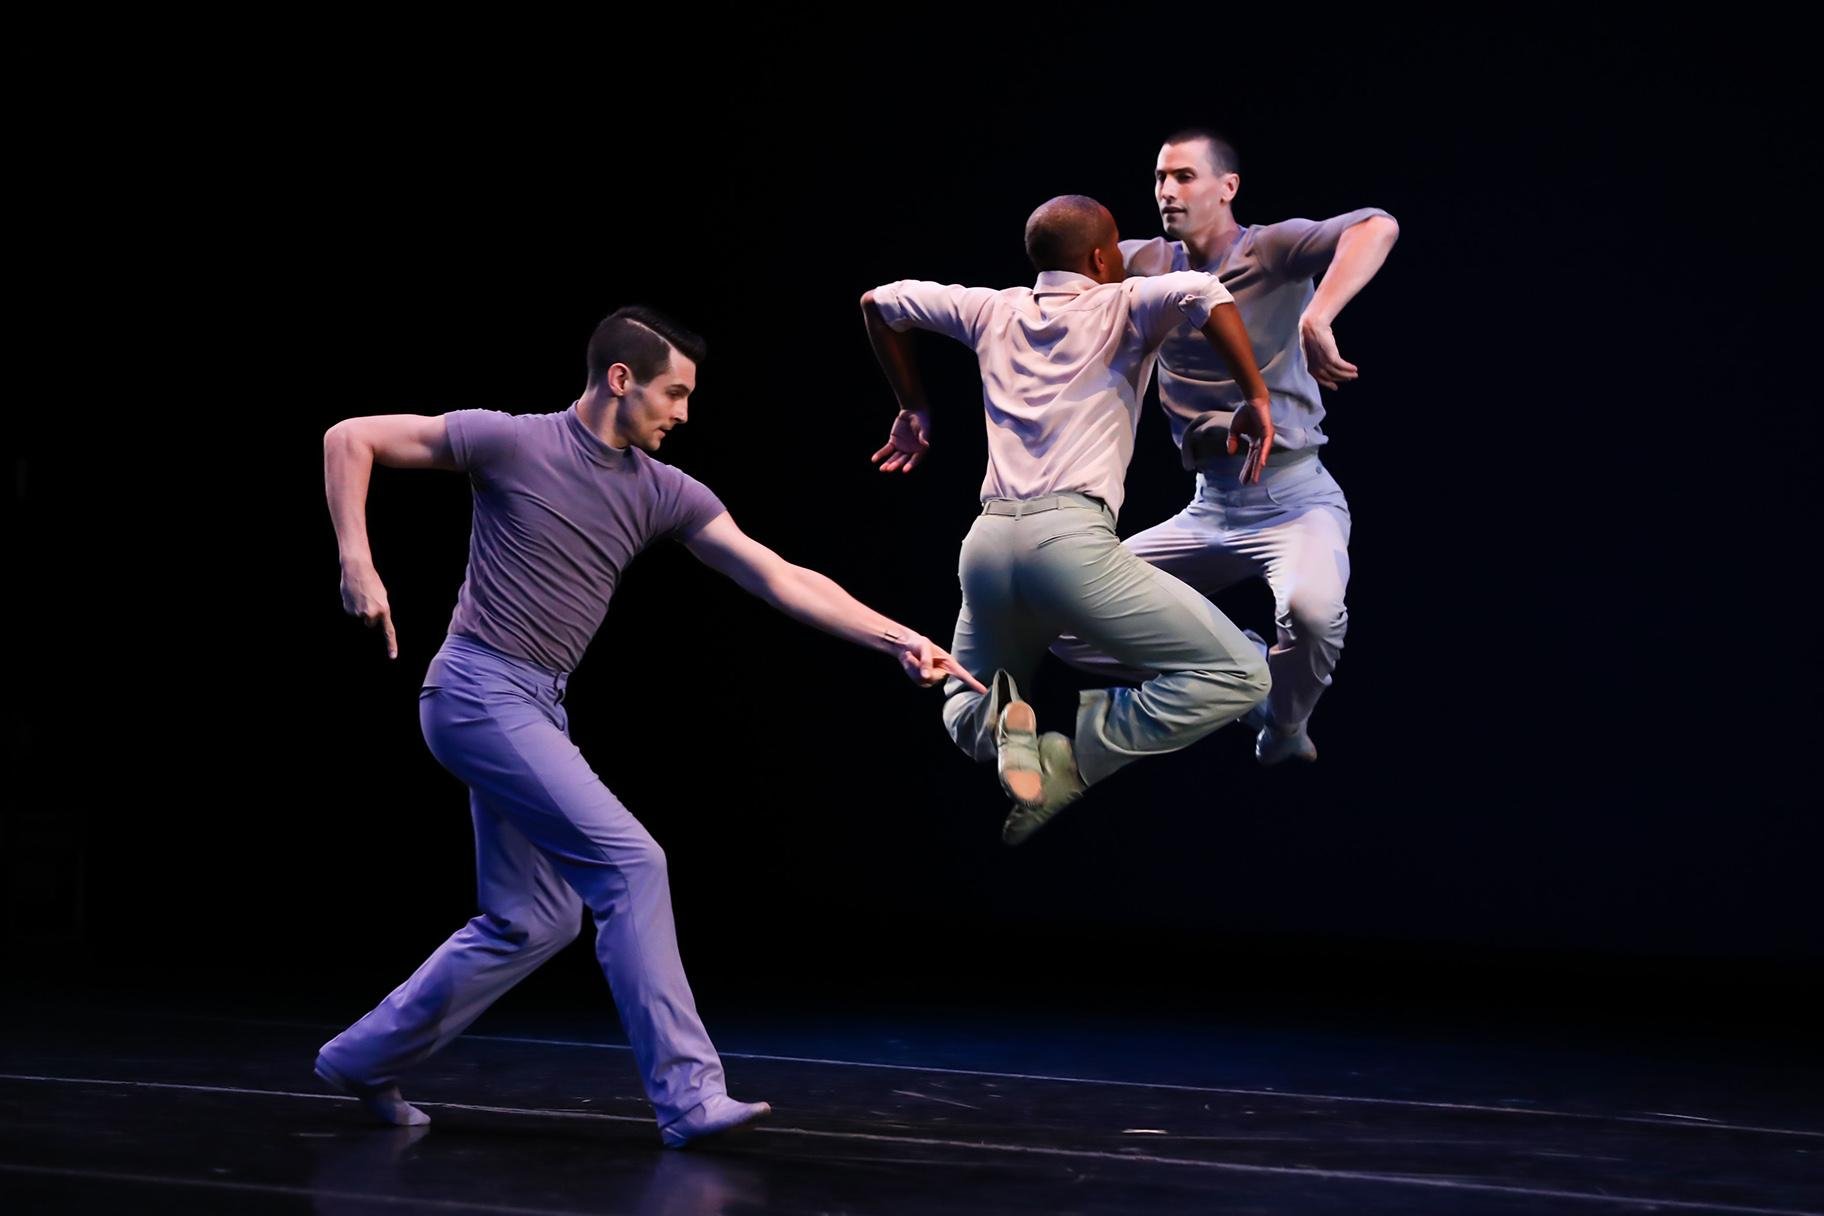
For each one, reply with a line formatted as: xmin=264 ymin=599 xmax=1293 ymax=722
xmin=441 ymin=404 xmax=726 ymax=673
xmin=1122 ymin=207 xmax=1393 ymax=468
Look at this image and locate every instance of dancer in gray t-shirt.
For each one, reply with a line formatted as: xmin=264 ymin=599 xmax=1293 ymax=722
xmin=1054 ymin=128 xmax=1400 ymax=766
xmin=319 ymin=306 xmax=982 ymax=1148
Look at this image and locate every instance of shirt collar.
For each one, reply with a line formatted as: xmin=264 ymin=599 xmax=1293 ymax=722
xmin=566 ymin=403 xmax=638 ymax=471
xmin=1032 ymin=270 xmax=1099 ymax=296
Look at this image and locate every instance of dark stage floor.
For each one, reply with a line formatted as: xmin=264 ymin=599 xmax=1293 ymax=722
xmin=2 ymin=997 xmax=1819 ymax=1214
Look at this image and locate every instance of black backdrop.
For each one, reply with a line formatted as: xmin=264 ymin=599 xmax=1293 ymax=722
xmin=13 ymin=22 xmax=1816 ymax=1022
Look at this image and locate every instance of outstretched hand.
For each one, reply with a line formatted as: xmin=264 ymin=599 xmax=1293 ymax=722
xmin=894 ymin=630 xmax=985 ymax=693
xmin=871 ymin=409 xmax=931 ymax=474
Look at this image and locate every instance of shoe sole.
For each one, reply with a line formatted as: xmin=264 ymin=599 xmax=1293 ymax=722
xmin=997 ymin=701 xmax=1042 ymax=805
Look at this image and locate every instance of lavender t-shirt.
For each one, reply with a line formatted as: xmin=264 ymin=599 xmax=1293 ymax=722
xmin=438 ymin=404 xmax=726 ymax=673
xmin=1122 ymin=207 xmax=1394 ymax=464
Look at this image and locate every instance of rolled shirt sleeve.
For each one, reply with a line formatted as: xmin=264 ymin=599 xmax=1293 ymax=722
xmin=869 ymin=279 xmax=1001 ymax=346
xmin=1129 ymin=270 xmax=1234 ymax=345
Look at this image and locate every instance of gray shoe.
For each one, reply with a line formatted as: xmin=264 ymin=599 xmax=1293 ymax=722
xmin=314 ymin=1053 xmax=431 ymax=1127
xmin=660 ymin=1093 xmax=773 ymax=1149
xmin=1255 ymin=723 xmax=1318 ymax=766
xmin=1001 ymin=732 xmax=1088 ymax=847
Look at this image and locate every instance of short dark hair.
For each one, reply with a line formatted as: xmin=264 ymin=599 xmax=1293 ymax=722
xmin=1161 ymin=127 xmax=1240 ymax=176
xmin=586 ymin=306 xmax=707 ymax=386
xmin=1023 ymin=195 xmax=1114 ymax=273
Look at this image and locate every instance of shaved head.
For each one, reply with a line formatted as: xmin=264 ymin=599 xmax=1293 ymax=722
xmin=1024 ymin=195 xmax=1117 ymax=273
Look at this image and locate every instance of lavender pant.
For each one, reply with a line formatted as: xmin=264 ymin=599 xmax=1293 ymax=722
xmin=1054 ymin=451 xmax=1352 ymax=735
xmin=317 ymin=634 xmax=725 ymax=1126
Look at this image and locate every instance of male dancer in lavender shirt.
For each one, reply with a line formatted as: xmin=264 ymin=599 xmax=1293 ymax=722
xmin=320 ymin=306 xmax=981 ymax=1148
xmin=1054 ymin=129 xmax=1400 ymax=765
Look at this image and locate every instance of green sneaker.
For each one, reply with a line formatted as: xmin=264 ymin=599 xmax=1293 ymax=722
xmin=1001 ymin=732 xmax=1087 ymax=847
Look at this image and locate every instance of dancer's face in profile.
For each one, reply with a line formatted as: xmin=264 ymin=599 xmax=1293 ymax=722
xmin=611 ymin=351 xmax=695 ymax=452
xmin=1155 ymin=139 xmax=1238 ymax=240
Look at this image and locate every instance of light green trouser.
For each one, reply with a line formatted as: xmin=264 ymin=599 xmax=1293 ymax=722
xmin=942 ymin=493 xmax=1271 ymax=786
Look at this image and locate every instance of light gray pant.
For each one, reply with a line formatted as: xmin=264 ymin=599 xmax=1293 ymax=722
xmin=1054 ymin=453 xmax=1351 ymax=734
xmin=317 ymin=635 xmax=724 ymax=1127
xmin=942 ymin=494 xmax=1270 ymax=786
